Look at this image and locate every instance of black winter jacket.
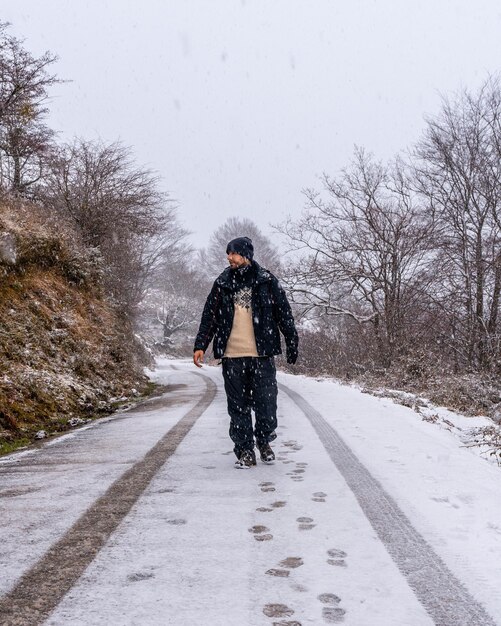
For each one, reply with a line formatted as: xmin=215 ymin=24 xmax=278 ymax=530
xmin=194 ymin=262 xmax=298 ymax=360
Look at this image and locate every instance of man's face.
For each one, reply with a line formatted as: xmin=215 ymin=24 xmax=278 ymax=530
xmin=227 ymin=251 xmax=249 ymax=269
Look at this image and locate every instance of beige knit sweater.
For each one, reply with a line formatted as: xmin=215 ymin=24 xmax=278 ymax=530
xmin=223 ymin=286 xmax=258 ymax=357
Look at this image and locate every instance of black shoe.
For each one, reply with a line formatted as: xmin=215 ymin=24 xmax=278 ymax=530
xmin=257 ymin=442 xmax=275 ymax=464
xmin=234 ymin=449 xmax=256 ymax=469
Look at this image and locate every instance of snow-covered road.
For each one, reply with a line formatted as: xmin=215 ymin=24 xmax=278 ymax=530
xmin=1 ymin=358 xmax=500 ymax=625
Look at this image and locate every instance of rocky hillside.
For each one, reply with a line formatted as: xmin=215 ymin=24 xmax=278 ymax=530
xmin=0 ymin=199 xmax=152 ymax=455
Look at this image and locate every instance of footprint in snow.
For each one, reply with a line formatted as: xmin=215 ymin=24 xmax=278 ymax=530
xmin=282 ymin=440 xmax=303 ymax=452
xmin=127 ymin=572 xmax=155 ymax=582
xmin=487 ymin=522 xmax=501 ymax=535
xmin=430 ymin=495 xmax=460 ymax=509
xmin=318 ymin=593 xmax=346 ymax=623
xmin=271 ymin=500 xmax=287 ymax=508
xmin=297 ymin=516 xmax=316 ymax=531
xmin=249 ymin=524 xmax=269 ymax=533
xmin=266 ymin=568 xmax=290 ymax=577
xmin=260 ymin=481 xmax=276 ymax=492
xmin=312 ymin=491 xmax=327 ymax=503
xmin=280 ymin=557 xmax=304 ymax=568
xmin=326 ymin=548 xmax=347 ymax=567
xmin=322 ymin=609 xmax=346 ymax=623
xmin=249 ymin=525 xmax=273 ymax=541
xmin=257 ymin=500 xmax=287 ymax=513
xmin=263 ymin=604 xmax=295 ymax=618
xmin=255 ymin=534 xmax=273 ymax=542
xmin=319 ymin=593 xmax=341 ymax=604
xmin=266 ymin=556 xmax=303 ymax=578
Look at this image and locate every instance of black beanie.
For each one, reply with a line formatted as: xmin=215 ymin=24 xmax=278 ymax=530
xmin=226 ymin=236 xmax=254 ymax=261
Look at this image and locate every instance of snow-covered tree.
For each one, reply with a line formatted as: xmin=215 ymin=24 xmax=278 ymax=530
xmin=200 ymin=217 xmax=281 ymax=279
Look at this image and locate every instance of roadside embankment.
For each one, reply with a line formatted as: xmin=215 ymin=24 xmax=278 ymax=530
xmin=0 ymin=199 xmax=152 ymax=455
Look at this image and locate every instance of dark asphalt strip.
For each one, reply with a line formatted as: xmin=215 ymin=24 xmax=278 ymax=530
xmin=280 ymin=383 xmax=497 ymax=626
xmin=0 ymin=374 xmax=217 ymax=626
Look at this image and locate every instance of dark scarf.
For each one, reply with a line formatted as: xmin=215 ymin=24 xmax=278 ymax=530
xmin=228 ymin=262 xmax=257 ymax=293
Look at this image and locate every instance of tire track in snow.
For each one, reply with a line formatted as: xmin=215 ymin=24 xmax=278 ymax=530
xmin=280 ymin=383 xmax=497 ymax=626
xmin=0 ymin=373 xmax=217 ymax=626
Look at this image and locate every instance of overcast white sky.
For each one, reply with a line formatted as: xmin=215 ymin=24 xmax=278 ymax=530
xmin=3 ymin=1 xmax=501 ymax=247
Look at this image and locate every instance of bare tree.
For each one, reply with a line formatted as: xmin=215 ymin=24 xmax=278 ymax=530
xmin=414 ymin=77 xmax=501 ymax=371
xmin=140 ymin=258 xmax=210 ymax=351
xmin=199 ymin=216 xmax=281 ymax=279
xmin=43 ymin=139 xmax=183 ymax=315
xmin=278 ymin=148 xmax=434 ymax=366
xmin=0 ymin=22 xmax=61 ymax=193
xmin=45 ymin=140 xmax=165 ymax=245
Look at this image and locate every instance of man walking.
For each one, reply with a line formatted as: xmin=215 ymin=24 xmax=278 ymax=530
xmin=193 ymin=236 xmax=298 ymax=468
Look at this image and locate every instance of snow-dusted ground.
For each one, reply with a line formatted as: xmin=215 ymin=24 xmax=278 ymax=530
xmin=1 ymin=358 xmax=500 ymax=625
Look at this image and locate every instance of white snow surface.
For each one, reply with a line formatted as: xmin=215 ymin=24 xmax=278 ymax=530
xmin=1 ymin=357 xmax=500 ymax=625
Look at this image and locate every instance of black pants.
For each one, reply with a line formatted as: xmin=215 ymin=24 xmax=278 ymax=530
xmin=222 ymin=357 xmax=278 ymax=457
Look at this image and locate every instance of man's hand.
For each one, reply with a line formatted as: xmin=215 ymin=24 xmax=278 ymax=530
xmin=286 ymin=346 xmax=298 ymax=365
xmin=193 ymin=350 xmax=205 ymax=368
